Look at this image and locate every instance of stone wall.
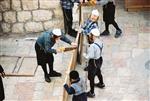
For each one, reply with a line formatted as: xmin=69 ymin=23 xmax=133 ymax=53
xmin=0 ymin=0 xmax=64 ymax=34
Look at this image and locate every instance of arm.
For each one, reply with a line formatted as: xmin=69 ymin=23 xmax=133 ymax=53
xmin=64 ymin=84 xmax=75 ymax=95
xmin=60 ymin=35 xmax=72 ymax=45
xmin=45 ymin=35 xmax=57 ymax=54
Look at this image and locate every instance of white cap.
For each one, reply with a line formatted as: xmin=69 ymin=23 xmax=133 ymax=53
xmin=91 ymin=9 xmax=99 ymax=17
xmin=91 ymin=28 xmax=100 ymax=36
xmin=52 ymin=29 xmax=62 ymax=36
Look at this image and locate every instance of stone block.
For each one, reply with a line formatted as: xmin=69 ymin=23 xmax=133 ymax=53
xmin=25 ymin=22 xmax=43 ymax=33
xmin=12 ymin=23 xmax=24 ymax=34
xmin=1 ymin=23 xmax=11 ymax=33
xmin=12 ymin=0 xmax=21 ymax=11
xmin=3 ymin=11 xmax=16 ymax=23
xmin=43 ymin=19 xmax=63 ymax=30
xmin=33 ymin=10 xmax=53 ymax=21
xmin=22 ymin=0 xmax=38 ymax=10
xmin=39 ymin=0 xmax=60 ymax=9
xmin=53 ymin=7 xmax=63 ymax=19
xmin=0 ymin=0 xmax=10 ymax=11
xmin=17 ymin=11 xmax=31 ymax=22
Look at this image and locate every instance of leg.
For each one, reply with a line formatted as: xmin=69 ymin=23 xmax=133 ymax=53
xmin=64 ymin=9 xmax=77 ymax=37
xmin=87 ymin=71 xmax=95 ymax=97
xmin=48 ymin=54 xmax=62 ymax=77
xmin=100 ymin=22 xmax=110 ymax=36
xmin=112 ymin=20 xmax=120 ymax=30
xmin=41 ymin=63 xmax=51 ymax=83
xmin=95 ymin=57 xmax=105 ymax=88
xmin=112 ymin=20 xmax=122 ymax=38
xmin=62 ymin=7 xmax=69 ymax=34
xmin=96 ymin=69 xmax=104 ymax=86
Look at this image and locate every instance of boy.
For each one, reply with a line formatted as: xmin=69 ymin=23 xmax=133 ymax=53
xmin=81 ymin=9 xmax=100 ymax=44
xmin=83 ymin=28 xmax=105 ymax=97
xmin=64 ymin=70 xmax=87 ymax=101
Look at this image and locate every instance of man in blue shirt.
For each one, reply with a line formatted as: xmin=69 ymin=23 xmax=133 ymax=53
xmin=35 ymin=29 xmax=77 ymax=83
xmin=60 ymin=0 xmax=82 ymax=37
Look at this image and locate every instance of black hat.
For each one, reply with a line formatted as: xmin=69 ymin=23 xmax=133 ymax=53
xmin=69 ymin=70 xmax=79 ymax=80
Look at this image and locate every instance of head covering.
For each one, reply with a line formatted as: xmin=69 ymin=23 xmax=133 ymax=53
xmin=69 ymin=70 xmax=79 ymax=80
xmin=52 ymin=29 xmax=62 ymax=36
xmin=91 ymin=28 xmax=100 ymax=36
xmin=91 ymin=9 xmax=99 ymax=17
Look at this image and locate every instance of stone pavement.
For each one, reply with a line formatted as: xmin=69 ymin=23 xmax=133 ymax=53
xmin=0 ymin=1 xmax=150 ymax=101
xmin=0 ymin=34 xmax=75 ymax=101
xmin=68 ymin=1 xmax=150 ymax=101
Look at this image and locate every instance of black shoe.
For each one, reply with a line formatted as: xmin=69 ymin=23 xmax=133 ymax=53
xmin=86 ymin=91 xmax=95 ymax=98
xmin=68 ymin=30 xmax=77 ymax=38
xmin=49 ymin=71 xmax=62 ymax=77
xmin=115 ymin=29 xmax=122 ymax=38
xmin=95 ymin=83 xmax=105 ymax=88
xmin=45 ymin=74 xmax=51 ymax=83
xmin=84 ymin=67 xmax=88 ymax=71
xmin=100 ymin=30 xmax=110 ymax=36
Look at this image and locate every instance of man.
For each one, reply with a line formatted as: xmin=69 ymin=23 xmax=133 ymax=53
xmin=83 ymin=28 xmax=105 ymax=97
xmin=60 ymin=0 xmax=82 ymax=37
xmin=99 ymin=0 xmax=122 ymax=38
xmin=35 ymin=29 xmax=77 ymax=83
xmin=0 ymin=65 xmax=5 ymax=101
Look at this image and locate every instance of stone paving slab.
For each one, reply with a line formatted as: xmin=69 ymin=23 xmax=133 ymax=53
xmin=0 ymin=35 xmax=74 ymax=100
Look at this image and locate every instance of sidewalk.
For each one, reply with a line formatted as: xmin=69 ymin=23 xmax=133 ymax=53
xmin=68 ymin=1 xmax=150 ymax=101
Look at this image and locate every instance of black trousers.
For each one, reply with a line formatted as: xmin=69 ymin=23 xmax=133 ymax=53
xmin=72 ymin=93 xmax=87 ymax=101
xmin=88 ymin=57 xmax=104 ymax=93
xmin=0 ymin=77 xmax=5 ymax=101
xmin=105 ymin=20 xmax=120 ymax=31
xmin=62 ymin=7 xmax=73 ymax=34
xmin=35 ymin=42 xmax=54 ymax=76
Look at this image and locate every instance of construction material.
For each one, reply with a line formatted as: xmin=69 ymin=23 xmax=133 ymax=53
xmin=58 ymin=46 xmax=77 ymax=52
xmin=79 ymin=0 xmax=97 ymax=6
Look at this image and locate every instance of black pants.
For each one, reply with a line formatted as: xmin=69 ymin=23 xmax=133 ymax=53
xmin=62 ymin=7 xmax=73 ymax=34
xmin=88 ymin=57 xmax=104 ymax=93
xmin=105 ymin=20 xmax=120 ymax=31
xmin=72 ymin=93 xmax=87 ymax=101
xmin=0 ymin=77 xmax=5 ymax=101
xmin=35 ymin=42 xmax=54 ymax=76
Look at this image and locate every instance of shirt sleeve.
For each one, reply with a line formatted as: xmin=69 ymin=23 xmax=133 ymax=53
xmin=60 ymin=34 xmax=72 ymax=44
xmin=45 ymin=36 xmax=57 ymax=54
xmin=64 ymin=84 xmax=75 ymax=95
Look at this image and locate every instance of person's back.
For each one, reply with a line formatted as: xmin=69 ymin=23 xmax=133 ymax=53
xmin=64 ymin=70 xmax=87 ymax=101
xmin=103 ymin=1 xmax=115 ymax=23
xmin=71 ymin=78 xmax=87 ymax=101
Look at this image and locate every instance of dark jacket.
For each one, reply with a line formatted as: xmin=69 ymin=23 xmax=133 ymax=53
xmin=36 ymin=30 xmax=72 ymax=54
xmin=103 ymin=2 xmax=115 ymax=23
xmin=35 ymin=30 xmax=72 ymax=65
xmin=0 ymin=65 xmax=5 ymax=101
